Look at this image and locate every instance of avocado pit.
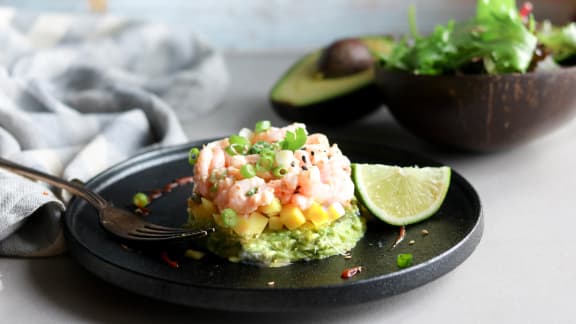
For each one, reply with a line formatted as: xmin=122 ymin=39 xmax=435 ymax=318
xmin=317 ymin=38 xmax=375 ymax=78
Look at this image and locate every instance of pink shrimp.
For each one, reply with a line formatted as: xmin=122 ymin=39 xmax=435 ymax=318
xmin=193 ymin=144 xmax=228 ymax=197
xmin=267 ymin=170 xmax=299 ymax=204
xmin=218 ymin=177 xmax=275 ymax=214
xmin=251 ymin=123 xmax=306 ymax=144
xmin=193 ymin=122 xmax=355 ymax=216
xmin=306 ymin=133 xmax=330 ymax=146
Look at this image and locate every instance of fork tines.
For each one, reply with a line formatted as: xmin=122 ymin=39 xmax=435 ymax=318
xmin=128 ymin=224 xmax=214 ymax=240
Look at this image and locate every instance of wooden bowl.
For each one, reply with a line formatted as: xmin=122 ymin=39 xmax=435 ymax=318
xmin=375 ymin=66 xmax=576 ymax=151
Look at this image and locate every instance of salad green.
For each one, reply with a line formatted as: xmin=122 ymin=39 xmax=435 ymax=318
xmin=382 ymin=0 xmax=576 ymax=75
xmin=538 ymin=21 xmax=576 ymax=63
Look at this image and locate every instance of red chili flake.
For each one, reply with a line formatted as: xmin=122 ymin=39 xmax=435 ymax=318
xmin=341 ymin=266 xmax=363 ymax=279
xmin=391 ymin=225 xmax=406 ymax=250
xmin=161 ymin=252 xmax=179 ymax=268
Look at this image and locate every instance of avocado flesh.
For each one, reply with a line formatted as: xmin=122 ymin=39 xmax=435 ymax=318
xmin=270 ymin=37 xmax=393 ymax=124
xmin=271 ymin=51 xmax=374 ymax=106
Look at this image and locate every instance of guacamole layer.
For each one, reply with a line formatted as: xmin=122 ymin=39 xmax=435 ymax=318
xmin=187 ymin=203 xmax=366 ymax=267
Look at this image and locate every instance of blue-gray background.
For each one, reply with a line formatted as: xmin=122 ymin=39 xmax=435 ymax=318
xmin=0 ymin=0 xmax=573 ymax=52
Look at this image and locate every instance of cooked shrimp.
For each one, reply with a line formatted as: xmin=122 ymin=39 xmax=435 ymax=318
xmin=251 ymin=123 xmax=306 ymax=144
xmin=219 ymin=177 xmax=275 ymax=214
xmin=193 ymin=122 xmax=355 ymax=217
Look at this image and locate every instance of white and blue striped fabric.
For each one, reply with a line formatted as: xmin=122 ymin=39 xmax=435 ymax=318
xmin=0 ymin=7 xmax=229 ymax=256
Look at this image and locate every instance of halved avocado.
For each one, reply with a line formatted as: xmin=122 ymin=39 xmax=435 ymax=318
xmin=270 ymin=36 xmax=394 ymax=124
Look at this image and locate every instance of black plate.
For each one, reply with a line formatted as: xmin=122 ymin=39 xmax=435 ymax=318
xmin=63 ymin=138 xmax=483 ymax=312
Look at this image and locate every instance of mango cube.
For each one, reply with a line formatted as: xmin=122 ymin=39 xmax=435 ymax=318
xmin=188 ymin=197 xmax=216 ymax=221
xmin=327 ymin=202 xmax=345 ymax=221
xmin=259 ymin=197 xmax=282 ymax=216
xmin=267 ymin=216 xmax=284 ymax=231
xmin=280 ymin=205 xmax=306 ymax=230
xmin=299 ymin=221 xmax=316 ymax=230
xmin=233 ymin=212 xmax=269 ymax=236
xmin=304 ymin=202 xmax=329 ymax=227
xmin=212 ymin=213 xmax=226 ymax=228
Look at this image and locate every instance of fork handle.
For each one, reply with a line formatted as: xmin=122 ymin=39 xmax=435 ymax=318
xmin=0 ymin=157 xmax=108 ymax=209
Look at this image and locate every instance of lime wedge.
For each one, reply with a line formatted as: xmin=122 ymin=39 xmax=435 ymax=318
xmin=353 ymin=164 xmax=451 ymax=226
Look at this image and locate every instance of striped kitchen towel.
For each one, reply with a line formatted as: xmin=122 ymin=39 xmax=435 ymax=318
xmin=0 ymin=7 xmax=229 ymax=256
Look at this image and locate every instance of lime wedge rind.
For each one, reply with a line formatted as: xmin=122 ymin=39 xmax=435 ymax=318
xmin=353 ymin=164 xmax=451 ymax=226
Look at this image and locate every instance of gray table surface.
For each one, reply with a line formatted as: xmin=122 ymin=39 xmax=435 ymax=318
xmin=1 ymin=52 xmax=575 ymax=323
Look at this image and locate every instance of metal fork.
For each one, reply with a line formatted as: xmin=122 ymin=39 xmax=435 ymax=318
xmin=0 ymin=157 xmax=212 ymax=246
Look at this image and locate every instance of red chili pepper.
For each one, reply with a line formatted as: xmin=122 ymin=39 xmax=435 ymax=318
xmin=341 ymin=266 xmax=363 ymax=279
xmin=391 ymin=225 xmax=406 ymax=250
xmin=161 ymin=252 xmax=179 ymax=268
xmin=519 ymin=2 xmax=533 ymax=19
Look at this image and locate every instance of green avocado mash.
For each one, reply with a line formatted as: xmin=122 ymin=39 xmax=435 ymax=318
xmin=187 ymin=203 xmax=366 ymax=267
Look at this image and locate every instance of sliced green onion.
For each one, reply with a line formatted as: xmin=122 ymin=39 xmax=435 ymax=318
xmin=397 ymin=253 xmax=413 ymax=269
xmin=226 ymin=143 xmax=249 ymax=156
xmin=281 ymin=127 xmax=307 ymax=151
xmin=229 ymin=135 xmax=250 ymax=146
xmin=255 ymin=120 xmax=271 ymax=133
xmin=275 ymin=150 xmax=294 ymax=168
xmin=260 ymin=148 xmax=276 ymax=160
xmin=240 ymin=164 xmax=256 ymax=178
xmin=238 ymin=127 xmax=253 ymax=139
xmin=221 ymin=208 xmax=238 ymax=228
xmin=256 ymin=155 xmax=274 ymax=171
xmin=225 ymin=135 xmax=251 ymax=155
xmin=273 ymin=166 xmax=288 ymax=177
xmin=245 ymin=187 xmax=258 ymax=197
xmin=132 ymin=192 xmax=149 ymax=208
xmin=188 ymin=147 xmax=200 ymax=165
xmin=249 ymin=141 xmax=279 ymax=154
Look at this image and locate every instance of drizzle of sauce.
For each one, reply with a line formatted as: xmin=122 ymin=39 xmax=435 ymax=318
xmin=134 ymin=176 xmax=194 ymax=216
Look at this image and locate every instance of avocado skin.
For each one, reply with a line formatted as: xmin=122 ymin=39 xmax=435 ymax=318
xmin=269 ymin=36 xmax=391 ymax=125
xmin=270 ymin=82 xmax=384 ymax=124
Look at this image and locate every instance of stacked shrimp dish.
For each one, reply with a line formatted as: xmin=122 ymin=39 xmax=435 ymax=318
xmin=186 ymin=121 xmax=366 ymax=267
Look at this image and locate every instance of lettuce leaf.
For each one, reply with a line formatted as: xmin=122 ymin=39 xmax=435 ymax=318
xmin=382 ymin=0 xmax=538 ymax=75
xmin=538 ymin=21 xmax=576 ymax=62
